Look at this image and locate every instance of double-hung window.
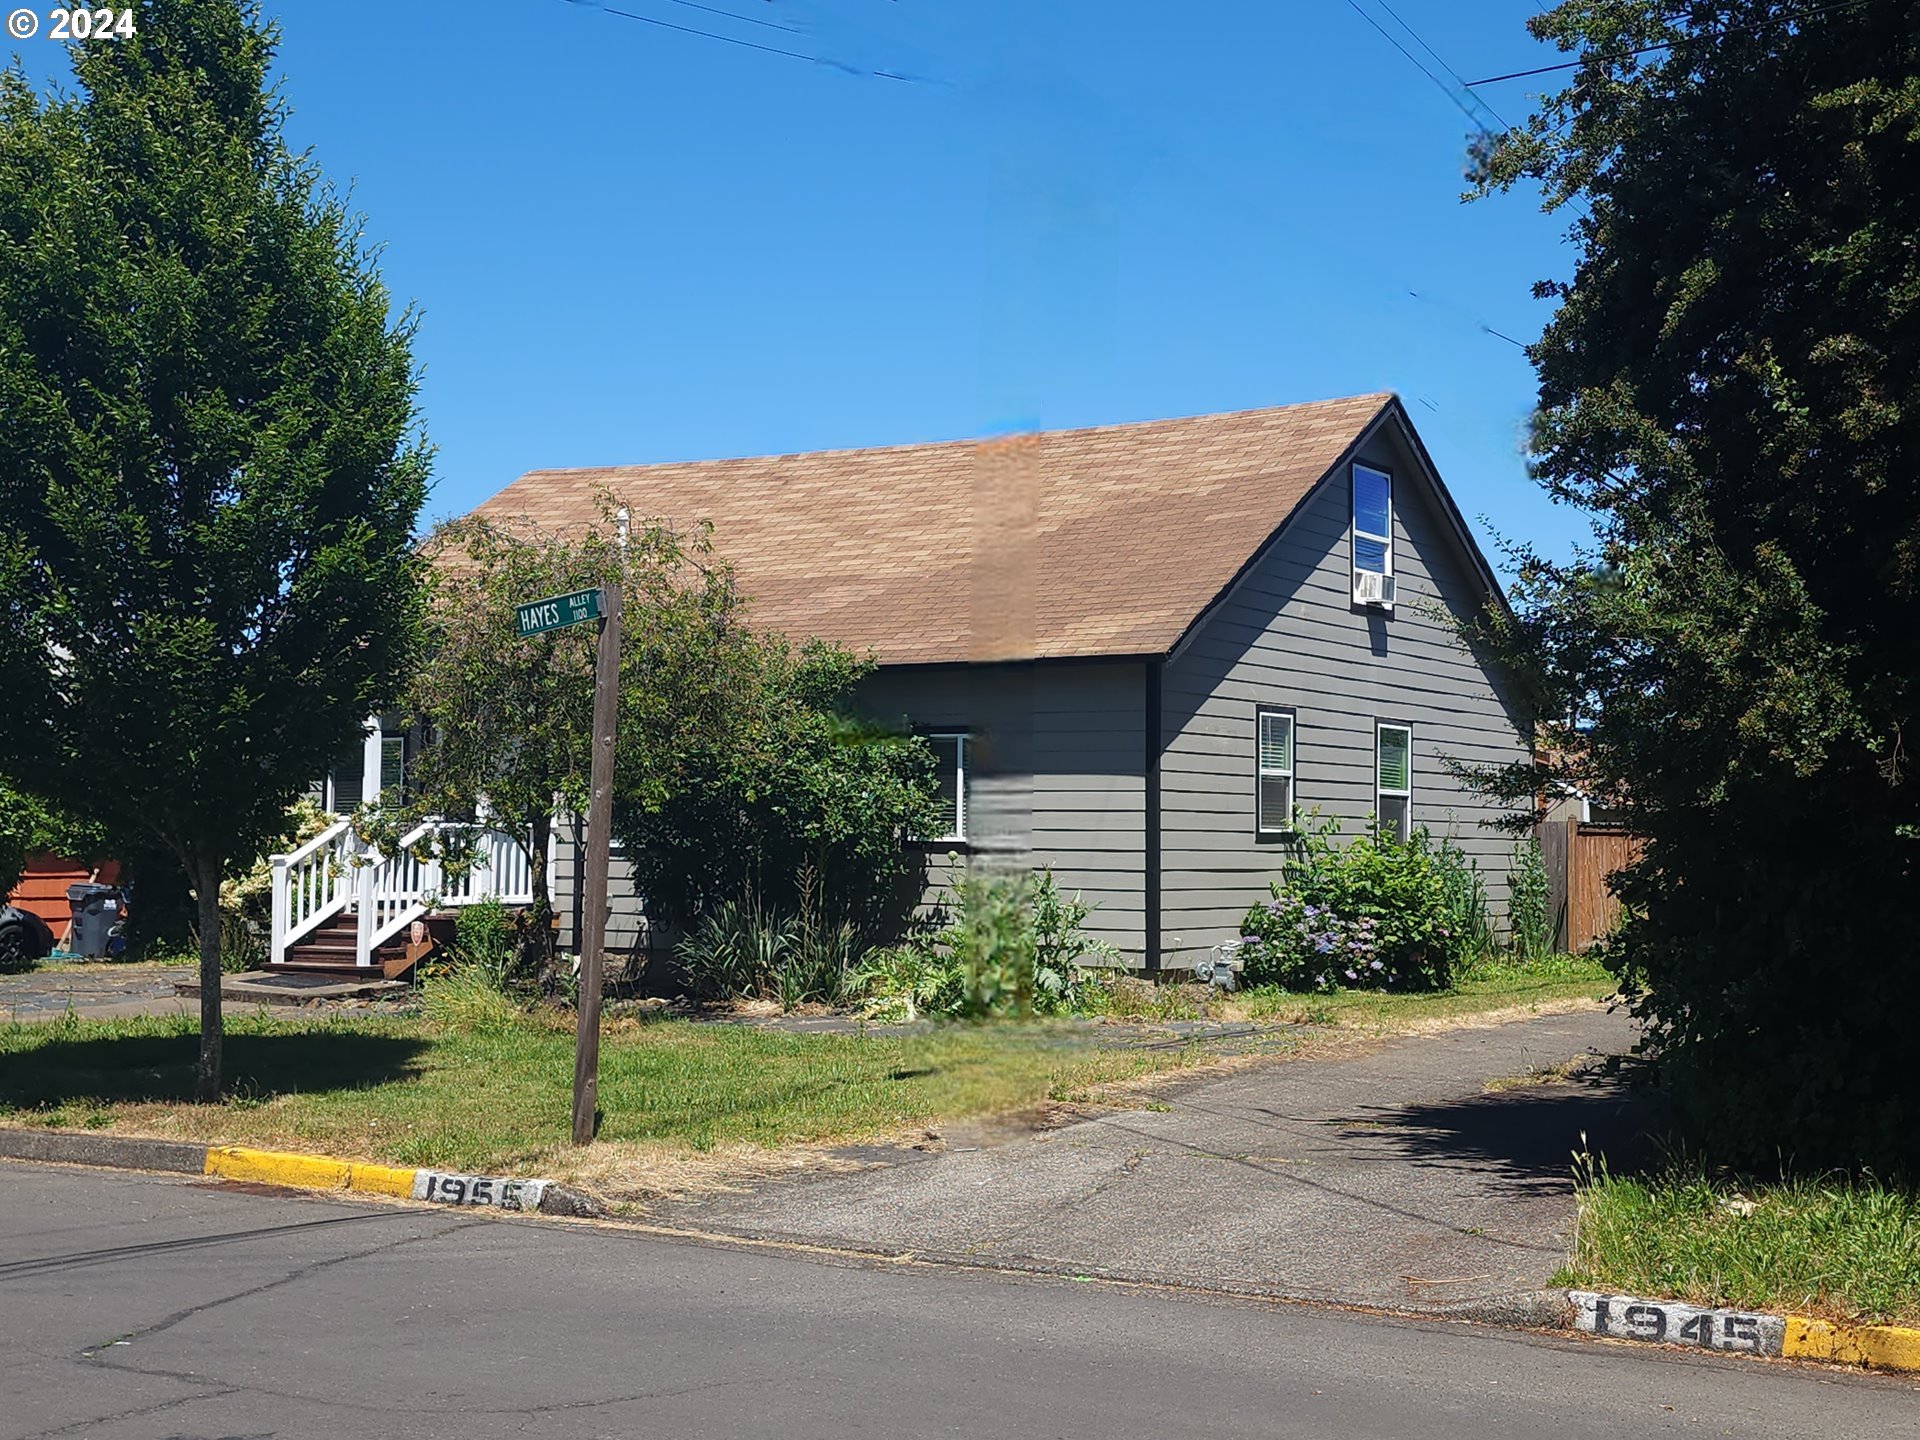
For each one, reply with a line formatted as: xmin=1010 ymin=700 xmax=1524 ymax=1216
xmin=1255 ymin=707 xmax=1295 ymax=836
xmin=1375 ymin=722 xmax=1413 ymax=843
xmin=926 ymin=733 xmax=969 ymax=843
xmin=1352 ymin=463 xmax=1394 ymax=606
xmin=379 ymin=736 xmax=407 ymax=798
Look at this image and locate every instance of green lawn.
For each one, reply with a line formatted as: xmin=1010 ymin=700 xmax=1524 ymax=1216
xmin=1231 ymin=952 xmax=1616 ymax=1029
xmin=0 ymin=1006 xmax=1200 ymax=1177
xmin=1080 ymin=952 xmax=1615 ymax=1029
xmin=1558 ymin=1166 xmax=1920 ymax=1327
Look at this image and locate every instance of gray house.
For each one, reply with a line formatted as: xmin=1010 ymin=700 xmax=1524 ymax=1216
xmin=476 ymin=392 xmax=1528 ymax=971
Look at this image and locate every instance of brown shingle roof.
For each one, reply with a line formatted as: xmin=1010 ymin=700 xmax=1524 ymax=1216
xmin=472 ymin=393 xmax=1395 ymax=665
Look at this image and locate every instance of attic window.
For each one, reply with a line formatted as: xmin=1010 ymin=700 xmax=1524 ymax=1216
xmin=1352 ymin=463 xmax=1394 ymax=600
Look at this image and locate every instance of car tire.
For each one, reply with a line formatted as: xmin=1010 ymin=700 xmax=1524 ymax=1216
xmin=0 ymin=915 xmax=31 ymax=974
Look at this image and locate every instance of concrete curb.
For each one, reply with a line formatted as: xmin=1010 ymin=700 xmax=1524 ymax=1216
xmin=1429 ymin=1288 xmax=1572 ymax=1330
xmin=1569 ymin=1290 xmax=1920 ymax=1374
xmin=0 ymin=1126 xmax=207 ymax=1174
xmin=0 ymin=1127 xmax=602 ymax=1218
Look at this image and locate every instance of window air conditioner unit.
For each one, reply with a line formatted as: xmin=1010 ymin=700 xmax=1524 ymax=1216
xmin=1353 ymin=571 xmax=1395 ymax=607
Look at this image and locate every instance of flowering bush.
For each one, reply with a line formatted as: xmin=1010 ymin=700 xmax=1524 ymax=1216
xmin=1237 ymin=814 xmax=1474 ymax=992
xmin=1238 ymin=895 xmax=1389 ymax=992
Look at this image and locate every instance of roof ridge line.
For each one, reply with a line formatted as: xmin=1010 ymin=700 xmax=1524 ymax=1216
xmin=515 ymin=392 xmax=1398 ymax=479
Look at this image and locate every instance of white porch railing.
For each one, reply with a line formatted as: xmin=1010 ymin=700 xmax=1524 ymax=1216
xmin=270 ymin=817 xmax=538 ymax=969
xmin=270 ymin=818 xmax=358 ymax=963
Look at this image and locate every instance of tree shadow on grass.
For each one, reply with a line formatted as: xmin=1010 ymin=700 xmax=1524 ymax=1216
xmin=0 ymin=1030 xmax=430 ymax=1109
xmin=1329 ymin=1066 xmax=1664 ymax=1200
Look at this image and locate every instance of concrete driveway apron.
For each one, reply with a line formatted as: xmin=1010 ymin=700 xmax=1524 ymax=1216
xmin=665 ymin=1008 xmax=1642 ymax=1312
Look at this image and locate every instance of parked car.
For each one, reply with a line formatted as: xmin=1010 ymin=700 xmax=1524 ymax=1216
xmin=0 ymin=905 xmax=56 ymax=972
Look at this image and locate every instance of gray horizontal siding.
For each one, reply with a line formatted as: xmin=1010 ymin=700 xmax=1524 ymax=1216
xmin=550 ymin=823 xmax=651 ymax=959
xmin=859 ymin=660 xmax=1147 ymax=959
xmin=1156 ymin=418 xmax=1529 ymax=967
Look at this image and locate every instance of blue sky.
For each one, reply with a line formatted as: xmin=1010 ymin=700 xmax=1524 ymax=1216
xmin=11 ymin=1 xmax=1589 ymax=570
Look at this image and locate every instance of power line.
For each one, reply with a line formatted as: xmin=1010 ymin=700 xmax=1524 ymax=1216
xmin=1340 ymin=0 xmax=1590 ymax=226
xmin=655 ymin=0 xmax=797 ymax=34
xmin=570 ymin=1 xmax=916 ymax=77
xmin=1470 ymin=45 xmax=1665 ymax=87
xmin=583 ymin=0 xmax=943 ymax=81
xmin=1370 ymin=0 xmax=1514 ymax=131
xmin=1468 ymin=0 xmax=1873 ymax=86
xmin=1339 ymin=0 xmax=1486 ymax=131
xmin=597 ymin=4 xmax=828 ymax=67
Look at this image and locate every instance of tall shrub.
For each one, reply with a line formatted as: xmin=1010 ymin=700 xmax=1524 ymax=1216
xmin=620 ymin=639 xmax=939 ymax=945
xmin=855 ymin=868 xmax=1116 ymax=1021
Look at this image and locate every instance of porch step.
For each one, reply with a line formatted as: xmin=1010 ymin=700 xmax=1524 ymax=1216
xmin=268 ymin=951 xmax=418 ymax=981
xmin=270 ymin=909 xmax=422 ymax=980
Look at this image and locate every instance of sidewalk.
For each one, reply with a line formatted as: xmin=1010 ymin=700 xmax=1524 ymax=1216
xmin=662 ymin=1008 xmax=1643 ymax=1313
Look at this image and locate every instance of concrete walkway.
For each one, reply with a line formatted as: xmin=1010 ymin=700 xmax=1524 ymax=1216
xmin=665 ymin=1008 xmax=1643 ymax=1312
xmin=0 ymin=963 xmax=410 ymax=1023
xmin=0 ymin=964 xmax=195 ymax=1023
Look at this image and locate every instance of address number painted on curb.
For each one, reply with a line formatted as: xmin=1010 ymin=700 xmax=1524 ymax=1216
xmin=411 ymin=1170 xmax=551 ymax=1211
xmin=1570 ymin=1291 xmax=1786 ymax=1356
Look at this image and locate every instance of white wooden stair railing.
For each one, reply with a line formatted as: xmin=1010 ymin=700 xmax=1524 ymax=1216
xmin=271 ymin=818 xmax=539 ymax=969
xmin=269 ymin=819 xmax=357 ymax=966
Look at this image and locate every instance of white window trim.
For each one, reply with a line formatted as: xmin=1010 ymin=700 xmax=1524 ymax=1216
xmin=1352 ymin=462 xmax=1394 ymax=578
xmin=928 ymin=732 xmax=968 ymax=843
xmin=1255 ymin=706 xmax=1296 ymax=837
xmin=1376 ymin=721 xmax=1413 ymax=842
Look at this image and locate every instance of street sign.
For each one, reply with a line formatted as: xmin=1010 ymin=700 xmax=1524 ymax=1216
xmin=515 ymin=588 xmax=602 ymax=638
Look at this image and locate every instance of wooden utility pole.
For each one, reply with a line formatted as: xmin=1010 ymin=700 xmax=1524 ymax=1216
xmin=571 ymin=578 xmax=621 ymax=1145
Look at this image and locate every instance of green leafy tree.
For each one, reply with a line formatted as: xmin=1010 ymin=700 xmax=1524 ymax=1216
xmin=0 ymin=1 xmax=428 ymax=1096
xmin=399 ymin=506 xmax=935 ymax=981
xmin=1473 ymin=1 xmax=1920 ymax=1166
xmin=394 ymin=507 xmax=748 ymax=977
xmin=0 ymin=778 xmax=108 ymax=898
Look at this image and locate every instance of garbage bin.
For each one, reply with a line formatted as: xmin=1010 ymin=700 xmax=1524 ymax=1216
xmin=65 ymin=883 xmax=123 ymax=958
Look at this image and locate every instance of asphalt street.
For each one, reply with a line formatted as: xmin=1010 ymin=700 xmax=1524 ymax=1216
xmin=3 ymin=1163 xmax=1915 ymax=1439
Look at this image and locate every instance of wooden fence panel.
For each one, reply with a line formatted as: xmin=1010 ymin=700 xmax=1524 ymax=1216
xmin=1565 ymin=823 xmax=1642 ymax=953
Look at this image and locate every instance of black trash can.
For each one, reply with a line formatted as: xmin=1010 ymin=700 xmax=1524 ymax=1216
xmin=65 ymin=883 xmax=123 ymax=958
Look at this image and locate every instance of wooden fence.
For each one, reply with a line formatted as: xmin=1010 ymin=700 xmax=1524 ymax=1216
xmin=1536 ymin=818 xmax=1643 ymax=953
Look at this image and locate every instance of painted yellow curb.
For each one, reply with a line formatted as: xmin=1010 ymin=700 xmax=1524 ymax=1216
xmin=204 ymin=1144 xmax=418 ymax=1199
xmin=1783 ymin=1316 xmax=1920 ymax=1372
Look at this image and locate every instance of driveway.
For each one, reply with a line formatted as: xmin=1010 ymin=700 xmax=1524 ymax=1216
xmin=663 ymin=1007 xmax=1644 ymax=1312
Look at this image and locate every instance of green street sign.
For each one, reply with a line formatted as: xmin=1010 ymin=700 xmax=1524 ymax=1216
xmin=516 ymin=588 xmax=603 ymax=638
